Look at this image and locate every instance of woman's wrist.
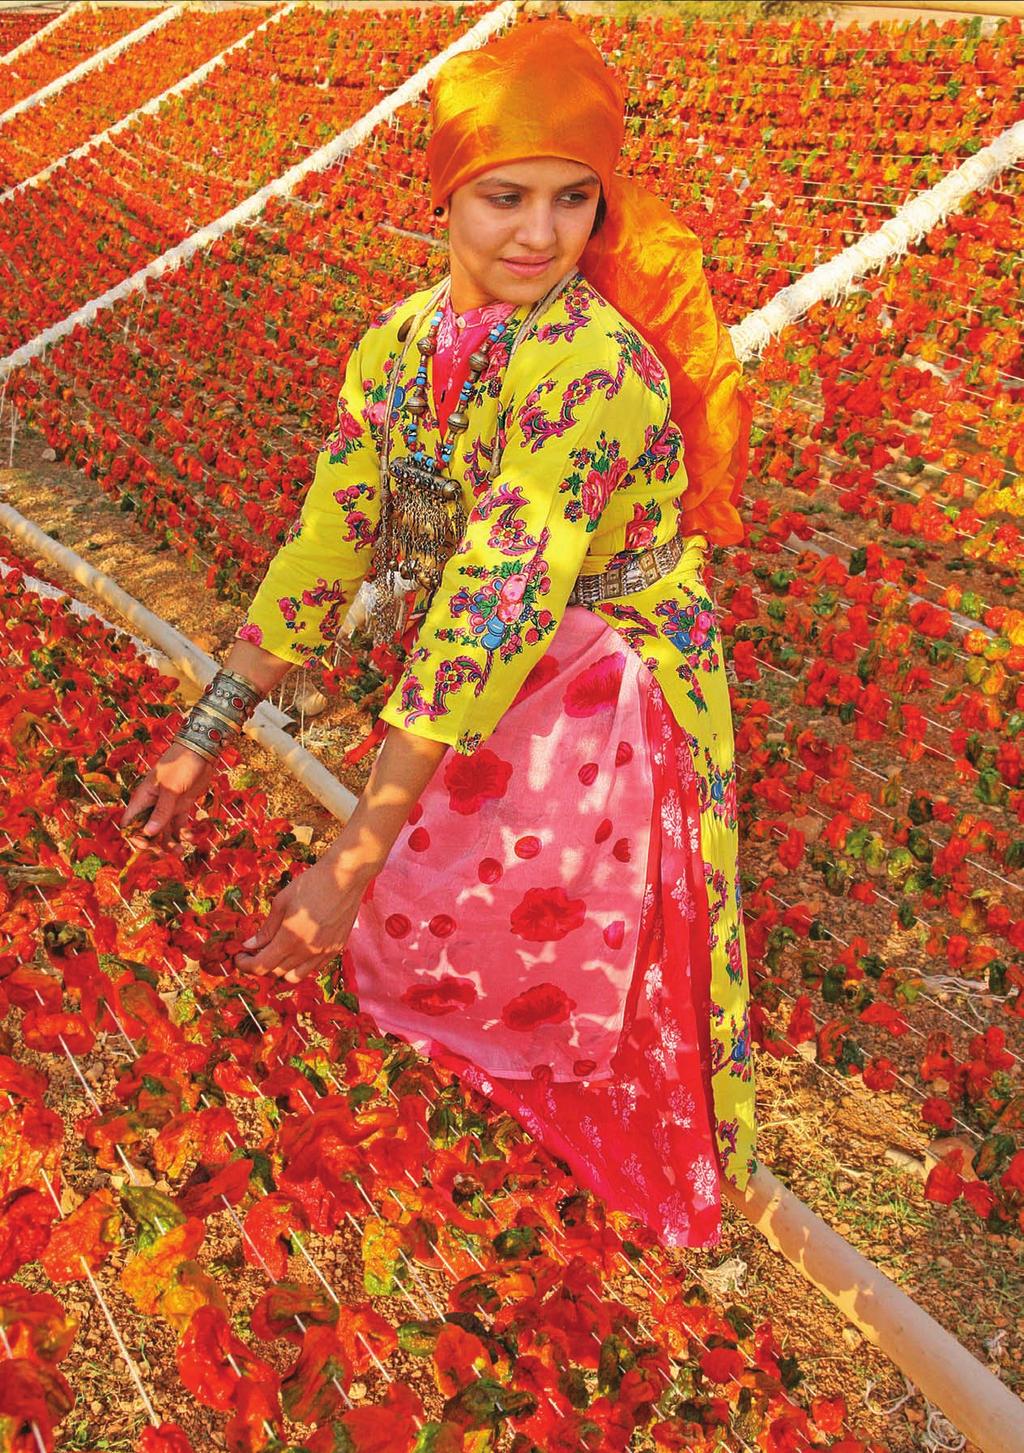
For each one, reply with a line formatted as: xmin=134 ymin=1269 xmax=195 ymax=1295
xmin=224 ymin=638 xmax=294 ymax=697
xmin=321 ymin=828 xmax=389 ymax=887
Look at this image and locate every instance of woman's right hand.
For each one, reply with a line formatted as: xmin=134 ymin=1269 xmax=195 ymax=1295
xmin=120 ymin=742 xmax=216 ymax=847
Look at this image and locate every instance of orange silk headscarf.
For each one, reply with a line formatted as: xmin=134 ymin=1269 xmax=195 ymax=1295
xmin=426 ymin=17 xmax=752 ymax=546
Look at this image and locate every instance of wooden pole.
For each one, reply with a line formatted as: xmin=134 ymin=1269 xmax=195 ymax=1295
xmin=726 ymin=1167 xmax=1024 ymax=1453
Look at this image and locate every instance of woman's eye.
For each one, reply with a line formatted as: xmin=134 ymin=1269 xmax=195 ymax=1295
xmin=489 ymin=193 xmax=589 ymax=207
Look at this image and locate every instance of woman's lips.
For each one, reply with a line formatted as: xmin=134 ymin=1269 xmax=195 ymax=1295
xmin=502 ymin=257 xmax=552 ymax=276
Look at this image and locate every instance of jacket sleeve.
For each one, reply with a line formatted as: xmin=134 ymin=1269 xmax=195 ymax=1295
xmin=377 ymin=338 xmax=666 ymax=755
xmin=233 ymin=334 xmax=382 ymax=668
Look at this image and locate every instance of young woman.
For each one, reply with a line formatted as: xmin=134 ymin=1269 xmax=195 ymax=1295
xmin=122 ymin=18 xmax=756 ymax=1249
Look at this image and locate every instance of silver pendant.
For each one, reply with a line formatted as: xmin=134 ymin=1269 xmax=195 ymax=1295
xmin=389 ymin=455 xmax=459 ymax=502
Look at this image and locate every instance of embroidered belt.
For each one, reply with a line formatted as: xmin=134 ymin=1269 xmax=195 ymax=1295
xmin=567 ymin=534 xmax=687 ymax=607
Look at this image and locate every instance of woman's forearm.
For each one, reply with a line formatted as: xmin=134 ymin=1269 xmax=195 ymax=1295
xmin=322 ymin=724 xmax=447 ymax=885
xmin=223 ymin=638 xmax=296 ymax=696
xmin=223 ymin=639 xmax=446 ymax=883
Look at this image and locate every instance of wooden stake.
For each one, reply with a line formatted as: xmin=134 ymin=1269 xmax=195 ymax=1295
xmin=726 ymin=1167 xmax=1024 ymax=1453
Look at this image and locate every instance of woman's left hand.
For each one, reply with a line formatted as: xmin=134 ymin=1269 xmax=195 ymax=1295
xmin=235 ymin=854 xmax=371 ymax=985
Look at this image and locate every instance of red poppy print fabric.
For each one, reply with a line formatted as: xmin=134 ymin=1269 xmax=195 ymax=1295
xmin=344 ymin=612 xmax=654 ymax=1081
xmin=342 ymin=606 xmax=722 ymax=1247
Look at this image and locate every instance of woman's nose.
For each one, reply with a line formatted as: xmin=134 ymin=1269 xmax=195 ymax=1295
xmin=513 ymin=204 xmax=558 ymax=251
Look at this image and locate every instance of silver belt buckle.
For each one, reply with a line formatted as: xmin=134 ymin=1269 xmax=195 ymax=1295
xmin=619 ymin=559 xmax=641 ymax=593
xmin=639 ymin=547 xmax=663 ymax=587
xmin=620 ymin=549 xmax=655 ymax=594
xmin=569 ymin=537 xmax=683 ymax=607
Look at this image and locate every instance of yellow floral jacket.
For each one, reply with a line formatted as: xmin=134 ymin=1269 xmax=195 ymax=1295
xmin=236 ymin=270 xmax=756 ymax=1189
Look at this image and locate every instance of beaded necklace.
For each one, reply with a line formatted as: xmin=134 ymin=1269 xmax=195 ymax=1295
xmin=369 ymin=269 xmax=577 ymax=645
xmin=406 ymin=305 xmax=511 ymax=483
xmin=387 ymin=299 xmax=510 ymax=592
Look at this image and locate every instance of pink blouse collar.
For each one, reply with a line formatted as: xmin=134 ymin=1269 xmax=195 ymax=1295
xmin=435 ymin=289 xmax=517 ymax=352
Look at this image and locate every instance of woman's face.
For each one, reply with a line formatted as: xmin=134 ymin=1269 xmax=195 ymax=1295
xmin=441 ymin=155 xmax=601 ymax=312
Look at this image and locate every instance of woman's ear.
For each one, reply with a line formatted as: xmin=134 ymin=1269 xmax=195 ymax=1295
xmin=433 ymin=202 xmax=448 ymax=224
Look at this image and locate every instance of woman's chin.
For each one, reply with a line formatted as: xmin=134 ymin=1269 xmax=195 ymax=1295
xmin=487 ymin=260 xmax=574 ymax=303
xmin=450 ymin=260 xmax=579 ymax=311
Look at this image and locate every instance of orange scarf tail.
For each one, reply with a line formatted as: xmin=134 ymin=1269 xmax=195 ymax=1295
xmin=581 ymin=173 xmax=752 ymax=546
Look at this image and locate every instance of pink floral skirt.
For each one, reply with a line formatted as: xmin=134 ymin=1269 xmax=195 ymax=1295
xmin=343 ymin=606 xmax=722 ymax=1247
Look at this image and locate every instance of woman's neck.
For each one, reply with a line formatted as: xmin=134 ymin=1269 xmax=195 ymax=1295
xmin=448 ymin=256 xmax=524 ymax=316
xmin=448 ymin=279 xmax=500 ymax=316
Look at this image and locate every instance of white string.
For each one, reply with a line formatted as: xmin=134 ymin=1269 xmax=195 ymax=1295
xmin=0 ymin=822 xmax=368 ymax=1419
xmin=609 ymin=31 xmax=1015 ymax=60
xmin=752 ymin=395 xmax=1018 ymax=554
xmin=0 ymin=3 xmax=79 ymax=70
xmin=78 ymin=1256 xmax=161 ymax=1429
xmin=748 ymin=681 xmax=1021 ymax=908
xmin=0 ymin=1323 xmax=48 ymax=1452
xmin=747 ymin=503 xmax=998 ymax=639
xmin=730 ymin=117 xmax=1024 ymax=361
xmin=759 ymin=848 xmax=1017 ymax=1067
xmin=0 ymin=980 xmax=168 ymax=1429
xmin=760 ymin=374 xmax=991 ymax=441
xmin=0 ymin=555 xmax=168 ymax=664
xmin=0 ymin=690 xmax=429 ymax=1388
